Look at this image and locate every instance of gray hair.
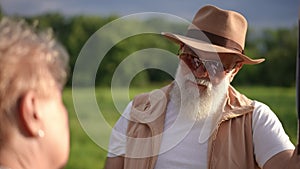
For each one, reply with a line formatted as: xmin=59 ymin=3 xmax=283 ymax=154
xmin=0 ymin=17 xmax=69 ymax=139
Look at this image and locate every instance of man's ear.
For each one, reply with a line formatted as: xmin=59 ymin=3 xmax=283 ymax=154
xmin=230 ymin=62 xmax=243 ymax=82
xmin=18 ymin=91 xmax=43 ymax=137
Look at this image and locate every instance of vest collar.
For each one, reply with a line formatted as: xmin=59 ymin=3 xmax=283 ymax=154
xmin=221 ymin=85 xmax=254 ymax=121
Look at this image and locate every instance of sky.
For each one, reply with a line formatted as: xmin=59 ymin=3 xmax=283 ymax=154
xmin=1 ymin=0 xmax=299 ymax=30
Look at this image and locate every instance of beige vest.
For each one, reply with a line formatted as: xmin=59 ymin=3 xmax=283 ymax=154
xmin=124 ymin=83 xmax=260 ymax=169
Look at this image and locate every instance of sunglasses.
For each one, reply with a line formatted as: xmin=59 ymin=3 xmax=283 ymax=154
xmin=179 ymin=52 xmax=238 ymax=76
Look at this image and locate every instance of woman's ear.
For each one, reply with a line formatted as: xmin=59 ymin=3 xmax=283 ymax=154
xmin=18 ymin=91 xmax=43 ymax=137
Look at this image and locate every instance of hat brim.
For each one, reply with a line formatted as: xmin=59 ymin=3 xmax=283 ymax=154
xmin=162 ymin=32 xmax=265 ymax=65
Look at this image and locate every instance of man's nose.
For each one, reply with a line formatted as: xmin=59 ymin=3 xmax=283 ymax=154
xmin=193 ymin=64 xmax=209 ymax=78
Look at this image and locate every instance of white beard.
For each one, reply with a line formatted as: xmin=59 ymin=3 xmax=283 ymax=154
xmin=170 ymin=64 xmax=229 ymax=122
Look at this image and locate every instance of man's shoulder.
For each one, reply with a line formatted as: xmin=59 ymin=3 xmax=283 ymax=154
xmin=132 ymin=83 xmax=174 ymax=106
xmin=129 ymin=83 xmax=173 ymax=123
xmin=251 ymin=100 xmax=272 ymax=113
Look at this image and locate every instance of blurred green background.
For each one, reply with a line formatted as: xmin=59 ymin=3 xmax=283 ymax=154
xmin=0 ymin=6 xmax=298 ymax=169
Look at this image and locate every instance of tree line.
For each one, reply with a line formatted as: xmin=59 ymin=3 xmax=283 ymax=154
xmin=0 ymin=11 xmax=297 ymax=87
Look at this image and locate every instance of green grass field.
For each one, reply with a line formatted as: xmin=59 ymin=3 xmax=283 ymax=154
xmin=63 ymin=85 xmax=298 ymax=169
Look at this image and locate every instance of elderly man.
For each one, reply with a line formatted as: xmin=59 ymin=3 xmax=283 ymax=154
xmin=0 ymin=18 xmax=70 ymax=169
xmin=104 ymin=5 xmax=300 ymax=169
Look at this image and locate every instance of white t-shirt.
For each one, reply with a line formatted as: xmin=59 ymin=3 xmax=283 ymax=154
xmin=107 ymin=99 xmax=294 ymax=168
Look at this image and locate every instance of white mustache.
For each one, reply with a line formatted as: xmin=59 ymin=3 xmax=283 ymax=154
xmin=185 ymin=74 xmax=211 ymax=87
xmin=196 ymin=78 xmax=211 ymax=86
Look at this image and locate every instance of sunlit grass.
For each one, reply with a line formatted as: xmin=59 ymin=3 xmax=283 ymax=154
xmin=64 ymin=85 xmax=298 ymax=169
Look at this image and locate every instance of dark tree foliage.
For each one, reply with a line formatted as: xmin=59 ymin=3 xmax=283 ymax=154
xmin=0 ymin=11 xmax=297 ymax=87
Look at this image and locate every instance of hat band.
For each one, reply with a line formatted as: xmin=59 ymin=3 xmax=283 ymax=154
xmin=186 ymin=29 xmax=244 ymax=54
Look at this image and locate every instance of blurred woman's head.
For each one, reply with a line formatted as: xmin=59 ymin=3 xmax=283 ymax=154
xmin=0 ymin=17 xmax=70 ymax=169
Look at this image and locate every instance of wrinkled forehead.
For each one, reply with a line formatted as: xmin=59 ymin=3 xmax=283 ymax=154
xmin=181 ymin=45 xmax=243 ymax=64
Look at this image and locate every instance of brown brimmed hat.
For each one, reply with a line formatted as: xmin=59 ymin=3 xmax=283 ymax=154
xmin=162 ymin=5 xmax=265 ymax=64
